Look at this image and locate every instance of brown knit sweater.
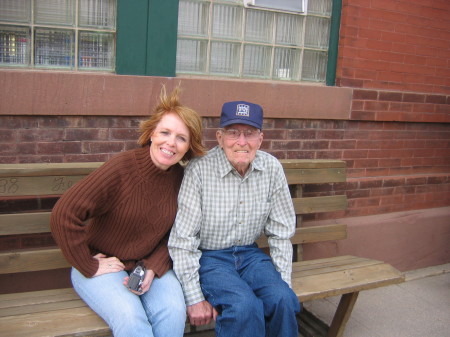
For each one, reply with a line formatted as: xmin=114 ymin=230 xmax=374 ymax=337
xmin=50 ymin=146 xmax=183 ymax=278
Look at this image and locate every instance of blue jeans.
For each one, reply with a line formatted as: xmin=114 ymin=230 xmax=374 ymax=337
xmin=199 ymin=244 xmax=300 ymax=337
xmin=71 ymin=268 xmax=186 ymax=337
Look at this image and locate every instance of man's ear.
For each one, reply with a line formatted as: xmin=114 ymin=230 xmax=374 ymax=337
xmin=257 ymin=131 xmax=264 ymax=149
xmin=216 ymin=130 xmax=224 ymax=147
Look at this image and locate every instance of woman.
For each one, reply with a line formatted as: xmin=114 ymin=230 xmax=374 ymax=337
xmin=50 ymin=86 xmax=205 ymax=337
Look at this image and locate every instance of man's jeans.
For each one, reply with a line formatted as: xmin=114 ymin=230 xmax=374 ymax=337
xmin=71 ymin=268 xmax=186 ymax=337
xmin=199 ymin=244 xmax=301 ymax=337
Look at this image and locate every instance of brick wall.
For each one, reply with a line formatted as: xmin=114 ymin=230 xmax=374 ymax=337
xmin=2 ymin=115 xmax=449 ymax=225
xmin=337 ymin=0 xmax=450 ymax=95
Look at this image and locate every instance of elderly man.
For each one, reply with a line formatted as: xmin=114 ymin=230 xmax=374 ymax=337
xmin=168 ymin=101 xmax=300 ymax=337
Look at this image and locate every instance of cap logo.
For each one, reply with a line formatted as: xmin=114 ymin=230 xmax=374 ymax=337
xmin=236 ymin=104 xmax=250 ymax=117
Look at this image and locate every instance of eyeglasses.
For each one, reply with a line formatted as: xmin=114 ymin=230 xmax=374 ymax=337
xmin=222 ymin=128 xmax=260 ymax=140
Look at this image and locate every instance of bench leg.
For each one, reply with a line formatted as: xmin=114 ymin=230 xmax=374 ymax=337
xmin=326 ymin=292 xmax=359 ymax=337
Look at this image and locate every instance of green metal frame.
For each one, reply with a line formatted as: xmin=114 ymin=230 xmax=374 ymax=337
xmin=116 ymin=0 xmax=179 ymax=76
xmin=326 ymin=0 xmax=342 ymax=86
xmin=116 ymin=0 xmax=340 ymax=83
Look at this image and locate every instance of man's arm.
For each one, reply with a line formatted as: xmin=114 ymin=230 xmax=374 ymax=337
xmin=264 ymin=163 xmax=296 ymax=286
xmin=168 ymin=163 xmax=206 ymax=305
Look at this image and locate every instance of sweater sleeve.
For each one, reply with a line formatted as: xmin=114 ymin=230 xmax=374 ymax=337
xmin=50 ymin=159 xmax=121 ymax=277
xmin=141 ymin=233 xmax=171 ymax=277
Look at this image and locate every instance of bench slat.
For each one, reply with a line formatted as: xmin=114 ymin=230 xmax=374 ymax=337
xmin=293 ymin=195 xmax=348 ymax=214
xmin=0 ymin=162 xmax=102 ymax=177
xmin=0 ymin=296 xmax=86 ymax=318
xmin=0 ymin=175 xmax=88 ymax=196
xmin=256 ymin=224 xmax=347 ymax=248
xmin=279 ymin=159 xmax=346 ymax=169
xmin=0 ymin=288 xmax=77 ymax=309
xmin=0 ymin=306 xmax=110 ymax=337
xmin=0 ymin=248 xmax=70 ymax=274
xmin=284 ymin=167 xmax=346 ymax=184
xmin=3 ymin=225 xmax=347 ymax=274
xmin=0 ymin=212 xmax=50 ymax=235
xmin=294 ymin=259 xmax=405 ymax=302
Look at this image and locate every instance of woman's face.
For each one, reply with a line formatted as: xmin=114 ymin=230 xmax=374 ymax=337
xmin=149 ymin=113 xmax=190 ymax=170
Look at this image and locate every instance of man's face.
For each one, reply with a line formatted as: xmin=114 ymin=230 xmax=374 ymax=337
xmin=216 ymin=124 xmax=263 ymax=176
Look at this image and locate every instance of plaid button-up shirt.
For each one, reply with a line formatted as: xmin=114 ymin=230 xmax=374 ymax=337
xmin=168 ymin=146 xmax=296 ymax=306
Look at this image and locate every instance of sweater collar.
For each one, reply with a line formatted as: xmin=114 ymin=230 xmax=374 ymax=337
xmin=135 ymin=146 xmax=180 ymax=179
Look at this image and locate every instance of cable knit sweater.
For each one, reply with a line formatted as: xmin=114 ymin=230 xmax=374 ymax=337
xmin=50 ymin=146 xmax=183 ymax=278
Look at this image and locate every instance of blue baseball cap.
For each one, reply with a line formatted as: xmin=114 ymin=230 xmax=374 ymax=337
xmin=220 ymin=101 xmax=263 ymax=130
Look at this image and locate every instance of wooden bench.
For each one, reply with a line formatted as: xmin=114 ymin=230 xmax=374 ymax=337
xmin=0 ymin=160 xmax=404 ymax=337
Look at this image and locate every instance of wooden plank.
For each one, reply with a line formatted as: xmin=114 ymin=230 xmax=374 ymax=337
xmin=327 ymin=292 xmax=359 ymax=337
xmin=292 ymin=259 xmax=382 ymax=278
xmin=0 ymin=248 xmax=70 ymax=274
xmin=293 ymin=195 xmax=348 ymax=214
xmin=256 ymin=224 xmax=347 ymax=248
xmin=0 ymin=306 xmax=110 ymax=337
xmin=279 ymin=159 xmax=346 ymax=169
xmin=0 ymin=288 xmax=77 ymax=309
xmin=294 ymin=255 xmax=365 ymax=269
xmin=293 ymin=261 xmax=405 ymax=302
xmin=0 ymin=212 xmax=50 ymax=235
xmin=0 ymin=162 xmax=102 ymax=177
xmin=284 ymin=168 xmax=346 ymax=184
xmin=0 ymin=296 xmax=86 ymax=318
xmin=293 ymin=255 xmax=376 ymax=273
xmin=292 ymin=224 xmax=347 ymax=244
xmin=0 ymin=175 xmax=88 ymax=196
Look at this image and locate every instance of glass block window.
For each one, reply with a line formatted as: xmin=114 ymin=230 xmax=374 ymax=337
xmin=0 ymin=0 xmax=116 ymax=71
xmin=177 ymin=0 xmax=332 ymax=83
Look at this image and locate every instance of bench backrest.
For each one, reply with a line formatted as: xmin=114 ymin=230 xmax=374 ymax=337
xmin=0 ymin=159 xmax=347 ymax=275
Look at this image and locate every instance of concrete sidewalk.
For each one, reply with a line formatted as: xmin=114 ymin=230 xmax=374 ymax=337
xmin=304 ymin=263 xmax=450 ymax=337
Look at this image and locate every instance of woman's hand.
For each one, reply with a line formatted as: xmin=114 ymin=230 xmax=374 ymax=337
xmin=123 ymin=268 xmax=156 ymax=295
xmin=93 ymin=253 xmax=125 ymax=277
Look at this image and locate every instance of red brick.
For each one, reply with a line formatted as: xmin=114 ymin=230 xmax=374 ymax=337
xmin=389 ymin=102 xmax=413 ymax=112
xmin=359 ymin=179 xmax=383 ymax=189
xmin=110 ymin=129 xmax=140 ymax=140
xmin=65 ymin=128 xmax=109 ymax=141
xmin=352 ymin=89 xmax=379 ymax=100
xmin=350 ymin=110 xmax=376 ymax=120
xmin=37 ymin=142 xmax=81 ymax=155
xmin=403 ymin=93 xmax=426 ymax=103
xmin=370 ymin=187 xmax=395 ymax=196
xmin=0 ymin=130 xmax=17 ymax=142
xmin=343 ymin=150 xmax=369 ymax=159
xmin=380 ymin=195 xmax=403 ymax=205
xmin=379 ymin=91 xmax=403 ymax=102
xmin=329 ymin=140 xmax=356 ymax=149
xmin=364 ymin=101 xmax=390 ymax=111
xmin=301 ymin=141 xmax=330 ymax=150
xmin=18 ymin=129 xmax=64 ymax=142
xmin=383 ymin=177 xmax=405 ymax=187
xmin=289 ymin=130 xmax=316 ymax=139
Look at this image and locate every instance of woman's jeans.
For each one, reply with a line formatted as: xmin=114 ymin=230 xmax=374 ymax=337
xmin=199 ymin=244 xmax=301 ymax=337
xmin=71 ymin=268 xmax=186 ymax=337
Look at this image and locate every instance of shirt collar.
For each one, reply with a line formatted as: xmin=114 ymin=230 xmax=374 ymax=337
xmin=214 ymin=146 xmax=264 ymax=178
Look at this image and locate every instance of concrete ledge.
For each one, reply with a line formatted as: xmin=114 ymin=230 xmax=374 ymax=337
xmin=404 ymin=262 xmax=450 ymax=282
xmin=302 ymin=206 xmax=450 ymax=272
xmin=0 ymin=70 xmax=352 ymax=119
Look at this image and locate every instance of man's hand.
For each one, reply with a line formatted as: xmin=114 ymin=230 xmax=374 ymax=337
xmin=187 ymin=301 xmax=219 ymax=326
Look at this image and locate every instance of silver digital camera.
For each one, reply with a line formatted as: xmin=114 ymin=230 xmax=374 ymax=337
xmin=127 ymin=262 xmax=146 ymax=292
